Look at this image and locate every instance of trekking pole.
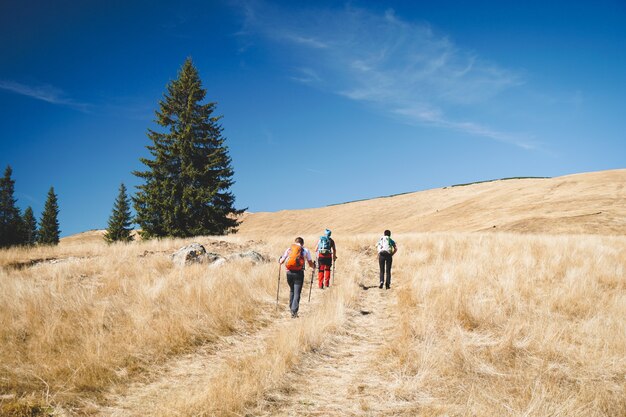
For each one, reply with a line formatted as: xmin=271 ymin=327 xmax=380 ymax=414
xmin=276 ymin=263 xmax=281 ymax=310
xmin=308 ymin=261 xmax=316 ymax=302
xmin=332 ymin=260 xmax=336 ymax=286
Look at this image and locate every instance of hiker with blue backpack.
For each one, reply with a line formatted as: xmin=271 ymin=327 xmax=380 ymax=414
xmin=315 ymin=229 xmax=337 ymax=289
xmin=279 ymin=237 xmax=315 ymax=318
xmin=377 ymin=230 xmax=398 ymax=289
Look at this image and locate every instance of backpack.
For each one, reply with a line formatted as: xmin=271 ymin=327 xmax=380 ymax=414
xmin=378 ymin=236 xmax=395 ymax=254
xmin=285 ymin=244 xmax=305 ymax=271
xmin=318 ymin=236 xmax=331 ymax=254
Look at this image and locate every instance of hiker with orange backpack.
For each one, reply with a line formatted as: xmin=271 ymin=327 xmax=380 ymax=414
xmin=279 ymin=237 xmax=315 ymax=318
xmin=315 ymin=229 xmax=337 ymax=289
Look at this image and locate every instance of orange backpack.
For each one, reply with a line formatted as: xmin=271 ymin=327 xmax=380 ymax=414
xmin=285 ymin=244 xmax=304 ymax=271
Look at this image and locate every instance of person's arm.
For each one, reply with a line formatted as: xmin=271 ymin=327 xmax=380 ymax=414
xmin=392 ymin=241 xmax=398 ymax=256
xmin=331 ymin=238 xmax=337 ymax=260
xmin=305 ymin=248 xmax=315 ymax=268
xmin=278 ymin=248 xmax=290 ymax=264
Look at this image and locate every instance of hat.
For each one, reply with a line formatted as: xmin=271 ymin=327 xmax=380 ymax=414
xmin=325 ymin=229 xmax=332 ymax=237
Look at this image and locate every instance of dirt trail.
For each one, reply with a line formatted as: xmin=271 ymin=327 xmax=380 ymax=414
xmin=100 ymin=287 xmax=323 ymax=416
xmin=99 ymin=318 xmax=274 ymax=416
xmin=250 ymin=266 xmax=402 ymax=416
xmin=99 ymin=262 xmax=402 ymax=416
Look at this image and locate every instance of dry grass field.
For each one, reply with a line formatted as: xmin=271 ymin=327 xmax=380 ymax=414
xmin=382 ymin=233 xmax=625 ymax=416
xmin=1 ymin=169 xmax=625 ymax=416
xmin=238 ymin=169 xmax=626 ymax=236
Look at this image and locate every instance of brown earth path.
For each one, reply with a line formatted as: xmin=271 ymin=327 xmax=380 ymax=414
xmin=99 ymin=284 xmax=324 ymax=416
xmin=99 ymin=317 xmax=278 ymax=416
xmin=98 ymin=261 xmax=405 ymax=416
xmin=249 ymin=265 xmax=406 ymax=417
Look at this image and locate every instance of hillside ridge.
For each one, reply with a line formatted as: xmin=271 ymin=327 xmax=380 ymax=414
xmin=237 ymin=168 xmax=626 ymax=236
xmin=62 ymin=168 xmax=625 ymax=243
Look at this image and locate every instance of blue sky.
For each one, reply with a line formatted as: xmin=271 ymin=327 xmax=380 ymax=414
xmin=1 ymin=0 xmax=624 ymax=236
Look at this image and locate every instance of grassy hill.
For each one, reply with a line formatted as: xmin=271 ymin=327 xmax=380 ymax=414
xmin=1 ymin=168 xmax=624 ymax=416
xmin=238 ymin=169 xmax=626 ymax=236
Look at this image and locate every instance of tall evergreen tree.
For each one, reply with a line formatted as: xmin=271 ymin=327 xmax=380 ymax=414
xmin=104 ymin=183 xmax=134 ymax=243
xmin=22 ymin=206 xmax=38 ymax=246
xmin=133 ymin=58 xmax=244 ymax=238
xmin=0 ymin=165 xmax=24 ymax=248
xmin=38 ymin=187 xmax=60 ymax=245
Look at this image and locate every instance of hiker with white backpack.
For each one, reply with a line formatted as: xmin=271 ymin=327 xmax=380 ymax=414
xmin=315 ymin=229 xmax=337 ymax=289
xmin=377 ymin=230 xmax=398 ymax=289
xmin=279 ymin=237 xmax=315 ymax=318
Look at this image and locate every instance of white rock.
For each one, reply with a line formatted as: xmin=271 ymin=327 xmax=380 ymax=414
xmin=228 ymin=250 xmax=269 ymax=263
xmin=171 ymin=243 xmax=211 ymax=266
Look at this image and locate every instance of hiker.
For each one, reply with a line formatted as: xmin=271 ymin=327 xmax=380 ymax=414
xmin=376 ymin=230 xmax=398 ymax=289
xmin=279 ymin=237 xmax=315 ymax=318
xmin=315 ymin=229 xmax=337 ymax=289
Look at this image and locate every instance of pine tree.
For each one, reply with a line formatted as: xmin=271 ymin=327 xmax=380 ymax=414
xmin=133 ymin=58 xmax=244 ymax=238
xmin=0 ymin=165 xmax=24 ymax=248
xmin=22 ymin=206 xmax=37 ymax=245
xmin=38 ymin=187 xmax=60 ymax=245
xmin=104 ymin=183 xmax=134 ymax=243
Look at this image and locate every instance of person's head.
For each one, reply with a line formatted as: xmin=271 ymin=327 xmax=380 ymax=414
xmin=295 ymin=237 xmax=304 ymax=245
xmin=384 ymin=230 xmax=391 ymax=236
xmin=325 ymin=228 xmax=332 ymax=237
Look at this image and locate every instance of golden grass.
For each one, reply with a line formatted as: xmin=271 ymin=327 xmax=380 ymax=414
xmin=96 ymin=236 xmax=362 ymax=416
xmin=384 ymin=232 xmax=626 ymax=416
xmin=171 ymin=237 xmax=364 ymax=417
xmin=169 ymin=271 xmax=357 ymax=416
xmin=1 ymin=168 xmax=625 ymax=415
xmin=1 ymin=233 xmax=625 ymax=416
xmin=0 ymin=236 xmax=283 ymax=414
xmin=239 ymin=169 xmax=626 ymax=236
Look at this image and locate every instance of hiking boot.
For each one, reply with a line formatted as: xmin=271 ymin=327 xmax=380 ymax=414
xmin=385 ymin=285 xmax=390 ymax=290
xmin=379 ymin=283 xmax=384 ymax=289
xmin=291 ymin=311 xmax=298 ymax=318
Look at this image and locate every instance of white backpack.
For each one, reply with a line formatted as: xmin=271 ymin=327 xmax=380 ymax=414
xmin=378 ymin=236 xmax=394 ymax=254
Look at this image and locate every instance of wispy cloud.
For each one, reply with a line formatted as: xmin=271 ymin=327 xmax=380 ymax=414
xmin=291 ymin=67 xmax=321 ymax=84
xmin=262 ymin=128 xmax=277 ymax=146
xmin=305 ymin=167 xmax=324 ymax=175
xmin=282 ymin=33 xmax=328 ymax=49
xmin=237 ymin=2 xmax=535 ymax=149
xmin=0 ymin=80 xmax=90 ymax=112
xmin=394 ymin=105 xmax=537 ymax=150
xmin=102 ymin=96 xmax=155 ymax=121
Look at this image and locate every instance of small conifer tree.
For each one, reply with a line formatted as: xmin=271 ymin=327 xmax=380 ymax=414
xmin=38 ymin=187 xmax=60 ymax=245
xmin=22 ymin=206 xmax=37 ymax=245
xmin=0 ymin=166 xmax=24 ymax=248
xmin=133 ymin=58 xmax=244 ymax=238
xmin=104 ymin=183 xmax=134 ymax=243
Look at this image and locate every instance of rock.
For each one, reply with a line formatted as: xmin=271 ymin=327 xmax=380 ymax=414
xmin=228 ymin=250 xmax=269 ymax=264
xmin=171 ymin=243 xmax=225 ymax=267
xmin=210 ymin=257 xmax=227 ymax=267
xmin=205 ymin=252 xmax=224 ymax=263
xmin=171 ymin=243 xmax=207 ymax=266
xmin=171 ymin=245 xmax=267 ymax=267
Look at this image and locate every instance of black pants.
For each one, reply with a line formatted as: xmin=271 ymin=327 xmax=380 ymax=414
xmin=286 ymin=270 xmax=304 ymax=315
xmin=378 ymin=252 xmax=393 ymax=287
xmin=318 ymin=253 xmax=333 ymax=267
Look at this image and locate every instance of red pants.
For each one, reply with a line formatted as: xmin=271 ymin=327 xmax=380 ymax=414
xmin=318 ymin=264 xmax=331 ymax=287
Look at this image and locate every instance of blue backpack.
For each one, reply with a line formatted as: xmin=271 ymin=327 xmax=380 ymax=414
xmin=319 ymin=236 xmax=331 ymax=254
